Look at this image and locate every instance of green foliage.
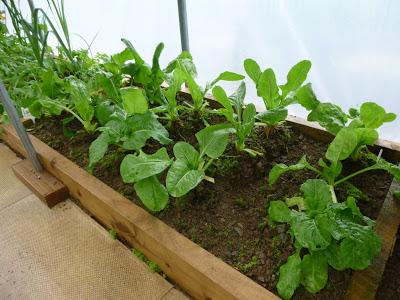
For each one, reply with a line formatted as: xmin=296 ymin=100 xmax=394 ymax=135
xmin=244 ymin=59 xmax=311 ymax=126
xmin=88 ymin=111 xmax=171 ymax=171
xmin=166 ymin=124 xmax=233 ymax=197
xmin=132 ymin=249 xmax=161 ymax=273
xmin=108 ymin=228 xmax=118 ymax=240
xmin=269 ymin=179 xmax=381 ymax=299
xmin=212 ymin=83 xmax=261 ymax=156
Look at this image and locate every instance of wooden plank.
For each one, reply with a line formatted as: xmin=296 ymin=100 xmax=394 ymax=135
xmin=12 ymin=159 xmax=68 ymax=208
xmin=345 ymin=179 xmax=400 ymax=300
xmin=1 ymin=124 xmax=279 ymax=300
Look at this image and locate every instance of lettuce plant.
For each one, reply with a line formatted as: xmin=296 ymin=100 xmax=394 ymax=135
xmin=212 ymin=82 xmax=262 ymax=156
xmin=244 ymin=59 xmax=311 ymax=127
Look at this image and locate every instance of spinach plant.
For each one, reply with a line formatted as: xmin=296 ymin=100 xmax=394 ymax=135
xmin=268 ymin=108 xmax=399 ymax=298
xmin=294 ymin=84 xmax=396 ymax=136
xmin=119 ymin=124 xmax=232 ymax=211
xmin=166 ymin=124 xmax=234 ymax=197
xmin=212 ymin=82 xmax=262 ymax=156
xmin=120 ymin=147 xmax=172 ymax=211
xmin=164 ymin=51 xmax=244 ymax=115
xmin=268 ymin=179 xmax=380 ymax=299
xmin=244 ymin=59 xmax=311 ymax=127
xmin=269 ymin=127 xmax=400 ymax=201
xmin=88 ymin=110 xmax=171 ymax=172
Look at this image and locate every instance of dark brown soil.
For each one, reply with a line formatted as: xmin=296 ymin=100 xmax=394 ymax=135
xmin=376 ymin=229 xmax=400 ymax=299
xmin=28 ymin=115 xmax=394 ymax=300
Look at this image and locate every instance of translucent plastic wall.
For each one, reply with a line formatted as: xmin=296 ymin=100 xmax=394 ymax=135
xmin=2 ymin=0 xmax=399 ymax=141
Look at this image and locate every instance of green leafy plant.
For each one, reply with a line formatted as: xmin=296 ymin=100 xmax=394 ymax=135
xmin=163 ymin=51 xmax=244 ymax=117
xmin=120 ymin=147 xmax=172 ymax=211
xmin=294 ymin=84 xmax=396 ymax=136
xmin=244 ymin=59 xmax=311 ymax=127
xmin=212 ymin=82 xmax=261 ymax=156
xmin=88 ymin=111 xmax=171 ymax=172
xmin=166 ymin=124 xmax=233 ymax=197
xmin=269 ymin=179 xmax=380 ymax=299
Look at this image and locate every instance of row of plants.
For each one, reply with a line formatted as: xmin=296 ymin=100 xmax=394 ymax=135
xmin=1 ymin=1 xmax=399 ymax=298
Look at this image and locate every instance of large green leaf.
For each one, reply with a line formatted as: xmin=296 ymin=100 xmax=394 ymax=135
xmin=134 ymin=176 xmax=168 ymax=212
xmin=229 ymin=81 xmax=246 ymax=114
xmin=294 ymin=83 xmax=319 ymax=111
xmin=307 ymin=102 xmax=347 ymax=134
xmin=121 ymin=87 xmax=148 ymax=115
xmin=269 ymin=155 xmax=309 ymax=185
xmin=301 ymin=252 xmax=328 ymax=294
xmin=112 ymin=47 xmax=135 ymax=66
xmin=209 ymin=71 xmax=244 ymax=88
xmin=122 ymin=112 xmax=171 ymax=150
xmin=196 ymin=124 xmax=233 ymax=159
xmin=256 ymin=107 xmax=288 ymax=126
xmin=166 ymin=161 xmax=205 ymax=197
xmin=67 ymin=78 xmax=94 ymax=123
xmin=269 ymin=200 xmax=290 ymax=223
xmin=243 ymin=58 xmax=262 ymax=85
xmin=300 ymin=179 xmax=332 ymax=211
xmin=120 ymin=148 xmax=172 ymax=183
xmin=121 ymin=38 xmax=144 ymax=65
xmin=257 ymin=68 xmax=278 ymax=109
xmin=212 ymin=86 xmax=234 ymax=123
xmin=326 ymin=128 xmax=378 ymax=163
xmin=280 ymin=60 xmax=312 ymax=98
xmin=326 ymin=232 xmax=380 ymax=271
xmin=277 ymin=252 xmax=302 ymax=300
xmin=359 ymin=102 xmax=396 ymax=129
xmin=240 ymin=103 xmax=256 ymax=138
xmin=88 ymin=131 xmax=110 ymax=171
xmin=290 ymin=211 xmax=331 ymax=251
xmin=95 ymin=101 xmax=125 ymax=126
xmin=173 ymin=142 xmax=201 ymax=169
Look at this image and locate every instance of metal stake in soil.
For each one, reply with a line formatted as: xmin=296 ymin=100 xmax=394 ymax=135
xmin=177 ymin=0 xmax=190 ymax=52
xmin=0 ymin=80 xmax=43 ymax=172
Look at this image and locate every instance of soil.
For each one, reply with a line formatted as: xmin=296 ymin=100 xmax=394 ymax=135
xmin=28 ymin=113 xmax=395 ymax=300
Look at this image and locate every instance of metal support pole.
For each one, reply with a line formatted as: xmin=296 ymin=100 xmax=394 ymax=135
xmin=0 ymin=80 xmax=43 ymax=171
xmin=177 ymin=0 xmax=190 ymax=52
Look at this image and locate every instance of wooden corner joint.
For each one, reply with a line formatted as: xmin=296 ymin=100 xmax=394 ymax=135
xmin=12 ymin=159 xmax=69 ymax=208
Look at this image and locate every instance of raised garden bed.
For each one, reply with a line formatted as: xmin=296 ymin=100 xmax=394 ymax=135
xmin=2 ymin=6 xmax=400 ymax=298
xmin=2 ymin=109 xmax=399 ymax=300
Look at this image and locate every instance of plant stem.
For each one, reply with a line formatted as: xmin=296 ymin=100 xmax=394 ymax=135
xmin=333 ymin=165 xmax=376 ymax=187
xmin=203 ymin=158 xmax=214 ymax=172
xmin=329 ymin=185 xmax=338 ymax=203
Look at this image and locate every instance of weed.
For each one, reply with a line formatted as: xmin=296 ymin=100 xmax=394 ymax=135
xmin=132 ymin=248 xmax=161 ymax=273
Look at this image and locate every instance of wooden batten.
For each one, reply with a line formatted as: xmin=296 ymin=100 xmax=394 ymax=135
xmin=12 ymin=159 xmax=68 ymax=208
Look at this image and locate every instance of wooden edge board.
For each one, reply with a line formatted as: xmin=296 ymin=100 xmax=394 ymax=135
xmin=1 ymin=124 xmax=279 ymax=300
xmin=345 ymin=179 xmax=400 ymax=300
xmin=12 ymin=159 xmax=68 ymax=208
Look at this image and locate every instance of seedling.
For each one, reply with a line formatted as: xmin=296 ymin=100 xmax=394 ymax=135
xmin=244 ymin=59 xmax=311 ymax=128
xmin=212 ymin=82 xmax=262 ymax=156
